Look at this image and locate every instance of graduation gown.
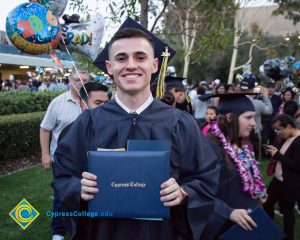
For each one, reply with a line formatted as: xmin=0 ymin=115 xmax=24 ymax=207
xmin=53 ymin=99 xmax=220 ymax=240
xmin=201 ymin=142 xmax=259 ymax=240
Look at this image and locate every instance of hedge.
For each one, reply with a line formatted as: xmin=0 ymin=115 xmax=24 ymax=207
xmin=0 ymin=112 xmax=45 ymax=162
xmin=0 ymin=91 xmax=62 ymax=115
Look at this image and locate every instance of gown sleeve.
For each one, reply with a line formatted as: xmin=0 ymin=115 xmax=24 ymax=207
xmin=171 ymin=111 xmax=221 ymax=240
xmin=52 ymin=110 xmax=93 ymax=235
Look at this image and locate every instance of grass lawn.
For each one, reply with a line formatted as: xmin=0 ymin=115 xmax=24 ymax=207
xmin=0 ymin=165 xmax=53 ymax=239
xmin=0 ymin=162 xmax=299 ymax=239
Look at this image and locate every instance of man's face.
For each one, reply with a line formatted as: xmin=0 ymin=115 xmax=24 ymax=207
xmin=105 ymin=37 xmax=158 ymax=96
xmin=87 ymin=90 xmax=108 ymax=109
xmin=267 ymin=87 xmax=275 ymax=96
xmin=70 ymin=72 xmax=89 ymax=94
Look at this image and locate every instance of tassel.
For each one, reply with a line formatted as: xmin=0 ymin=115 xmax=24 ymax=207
xmin=185 ymin=92 xmax=191 ymax=103
xmin=156 ymin=47 xmax=170 ymax=99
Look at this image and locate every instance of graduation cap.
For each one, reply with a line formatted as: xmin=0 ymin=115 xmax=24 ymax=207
xmin=93 ymin=17 xmax=176 ymax=82
xmin=165 ymin=76 xmax=186 ymax=90
xmin=199 ymin=93 xmax=256 ymax=114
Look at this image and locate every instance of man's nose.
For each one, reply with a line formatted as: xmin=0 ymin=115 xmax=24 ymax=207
xmin=126 ymin=57 xmax=137 ymax=69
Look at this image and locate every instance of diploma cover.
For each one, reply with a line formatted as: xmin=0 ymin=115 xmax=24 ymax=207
xmin=87 ymin=150 xmax=170 ymax=218
xmin=219 ymin=206 xmax=285 ymax=240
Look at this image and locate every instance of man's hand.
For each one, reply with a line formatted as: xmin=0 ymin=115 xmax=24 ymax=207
xmin=41 ymin=153 xmax=52 ymax=170
xmin=229 ymin=209 xmax=257 ymax=230
xmin=81 ymin=171 xmax=99 ymax=201
xmin=160 ymin=178 xmax=187 ymax=207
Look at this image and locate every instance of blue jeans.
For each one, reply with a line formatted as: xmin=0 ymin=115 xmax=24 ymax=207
xmin=51 ymin=166 xmax=66 ymax=236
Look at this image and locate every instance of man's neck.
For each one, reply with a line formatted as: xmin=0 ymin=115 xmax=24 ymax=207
xmin=70 ymin=89 xmax=80 ymax=102
xmin=116 ymin=90 xmax=151 ymax=111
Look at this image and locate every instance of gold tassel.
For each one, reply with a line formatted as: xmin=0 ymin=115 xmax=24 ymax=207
xmin=185 ymin=92 xmax=191 ymax=104
xmin=156 ymin=47 xmax=170 ymax=99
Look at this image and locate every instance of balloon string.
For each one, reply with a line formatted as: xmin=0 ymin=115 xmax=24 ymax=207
xmin=60 ymin=33 xmax=89 ymax=109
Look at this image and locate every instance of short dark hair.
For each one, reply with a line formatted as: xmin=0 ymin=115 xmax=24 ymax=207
xmin=197 ymin=86 xmax=206 ymax=95
xmin=283 ymin=100 xmax=299 ymax=117
xmin=160 ymin=90 xmax=175 ymax=106
xmin=272 ymin=114 xmax=296 ymax=128
xmin=108 ymin=28 xmax=155 ymax=57
xmin=80 ymin=82 xmax=108 ymax=103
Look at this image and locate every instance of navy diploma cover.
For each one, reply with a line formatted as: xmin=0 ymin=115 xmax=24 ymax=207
xmin=219 ymin=206 xmax=285 ymax=240
xmin=87 ymin=150 xmax=170 ymax=218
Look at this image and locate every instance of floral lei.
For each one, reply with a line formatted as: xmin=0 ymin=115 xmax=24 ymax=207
xmin=210 ymin=120 xmax=266 ymax=199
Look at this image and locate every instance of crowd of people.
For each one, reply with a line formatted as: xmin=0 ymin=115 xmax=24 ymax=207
xmin=0 ymin=77 xmax=72 ymax=92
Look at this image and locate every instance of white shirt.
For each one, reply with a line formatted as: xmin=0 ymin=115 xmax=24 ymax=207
xmin=115 ymin=94 xmax=153 ymax=114
xmin=40 ymin=91 xmax=82 ymax=157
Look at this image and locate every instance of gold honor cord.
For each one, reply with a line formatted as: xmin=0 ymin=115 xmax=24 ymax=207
xmin=156 ymin=47 xmax=170 ymax=99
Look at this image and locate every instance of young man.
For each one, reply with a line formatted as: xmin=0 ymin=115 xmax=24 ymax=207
xmin=40 ymin=68 xmax=89 ymax=240
xmin=53 ymin=28 xmax=219 ymax=240
xmin=79 ymin=81 xmax=109 ymax=110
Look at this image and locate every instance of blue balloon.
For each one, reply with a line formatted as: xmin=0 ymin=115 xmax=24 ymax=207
xmin=6 ymin=2 xmax=61 ymax=55
xmin=292 ymin=61 xmax=300 ymax=77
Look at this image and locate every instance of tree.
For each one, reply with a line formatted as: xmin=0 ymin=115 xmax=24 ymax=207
xmin=272 ymin=0 xmax=300 ymax=24
xmin=165 ymin=0 xmax=235 ymax=78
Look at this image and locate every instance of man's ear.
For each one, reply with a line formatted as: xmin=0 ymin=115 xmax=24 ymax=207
xmin=226 ymin=113 xmax=232 ymax=123
xmin=105 ymin=60 xmax=113 ymax=75
xmin=152 ymin=58 xmax=159 ymax=74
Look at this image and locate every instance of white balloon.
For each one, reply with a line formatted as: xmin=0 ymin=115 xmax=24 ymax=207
xmin=59 ymin=16 xmax=105 ymax=61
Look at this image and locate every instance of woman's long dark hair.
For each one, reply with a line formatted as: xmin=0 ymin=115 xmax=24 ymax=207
xmin=218 ymin=112 xmax=242 ymax=147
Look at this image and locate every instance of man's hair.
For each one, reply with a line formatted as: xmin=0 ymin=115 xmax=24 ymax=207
xmin=80 ymin=82 xmax=108 ymax=103
xmin=283 ymin=100 xmax=299 ymax=117
xmin=272 ymin=114 xmax=296 ymax=128
xmin=70 ymin=67 xmax=89 ymax=80
xmin=108 ymin=28 xmax=155 ymax=57
xmin=160 ymin=90 xmax=175 ymax=106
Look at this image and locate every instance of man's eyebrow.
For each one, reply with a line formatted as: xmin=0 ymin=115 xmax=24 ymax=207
xmin=114 ymin=52 xmax=128 ymax=58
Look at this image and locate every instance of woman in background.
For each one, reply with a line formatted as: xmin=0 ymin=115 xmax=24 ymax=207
xmin=202 ymin=93 xmax=267 ymax=240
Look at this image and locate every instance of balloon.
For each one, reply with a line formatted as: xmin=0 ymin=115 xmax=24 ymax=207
xmin=292 ymin=61 xmax=300 ymax=77
xmin=29 ymin=0 xmax=68 ymax=18
xmin=6 ymin=3 xmax=61 ymax=55
xmin=263 ymin=58 xmax=281 ymax=80
xmin=282 ymin=55 xmax=295 ymax=68
xmin=59 ymin=16 xmax=105 ymax=61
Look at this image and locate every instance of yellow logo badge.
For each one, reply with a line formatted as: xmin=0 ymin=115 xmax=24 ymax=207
xmin=9 ymin=198 xmax=40 ymax=230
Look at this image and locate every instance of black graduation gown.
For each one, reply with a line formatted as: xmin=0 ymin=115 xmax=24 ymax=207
xmin=53 ymin=99 xmax=220 ymax=240
xmin=201 ymin=142 xmax=259 ymax=240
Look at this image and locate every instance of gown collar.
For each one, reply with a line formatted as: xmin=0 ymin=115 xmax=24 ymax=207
xmin=115 ymin=93 xmax=153 ymax=115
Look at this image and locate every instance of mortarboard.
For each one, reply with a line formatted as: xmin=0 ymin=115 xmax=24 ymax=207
xmin=219 ymin=206 xmax=285 ymax=240
xmin=199 ymin=93 xmax=256 ymax=114
xmin=265 ymin=81 xmax=275 ymax=88
xmin=93 ymin=17 xmax=176 ymax=82
xmin=165 ymin=76 xmax=186 ymax=90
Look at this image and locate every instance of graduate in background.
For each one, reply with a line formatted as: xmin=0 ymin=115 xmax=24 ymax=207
xmin=200 ymin=93 xmax=268 ymax=240
xmin=151 ymin=76 xmax=193 ymax=114
xmin=53 ymin=22 xmax=220 ymax=239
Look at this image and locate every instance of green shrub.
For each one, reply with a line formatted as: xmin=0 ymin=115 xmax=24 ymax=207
xmin=0 ymin=112 xmax=45 ymax=161
xmin=0 ymin=91 xmax=62 ymax=115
